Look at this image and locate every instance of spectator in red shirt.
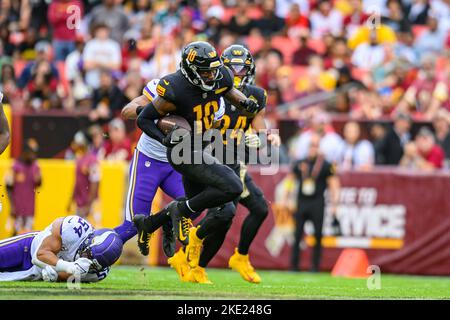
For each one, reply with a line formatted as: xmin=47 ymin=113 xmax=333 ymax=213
xmin=48 ymin=0 xmax=84 ymax=61
xmin=285 ymin=3 xmax=310 ymax=37
xmin=292 ymin=35 xmax=317 ymax=66
xmin=400 ymin=127 xmax=444 ymax=170
xmin=5 ymin=139 xmax=41 ymax=235
xmin=67 ymin=131 xmax=100 ymax=219
xmin=397 ymin=54 xmax=449 ymax=121
xmin=99 ymin=118 xmax=132 ymax=161
xmin=323 ymin=36 xmax=351 ymax=70
xmin=343 ymin=0 xmax=369 ymax=37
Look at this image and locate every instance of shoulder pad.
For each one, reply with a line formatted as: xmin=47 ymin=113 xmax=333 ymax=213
xmin=156 ymin=75 xmax=177 ymax=103
xmin=142 ymin=79 xmax=160 ymax=101
xmin=217 ymin=66 xmax=234 ymax=92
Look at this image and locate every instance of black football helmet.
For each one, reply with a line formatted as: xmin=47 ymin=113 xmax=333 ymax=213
xmin=180 ymin=41 xmax=223 ymax=91
xmin=221 ymin=44 xmax=255 ymax=89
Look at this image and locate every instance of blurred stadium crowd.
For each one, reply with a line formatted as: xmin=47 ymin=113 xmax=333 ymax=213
xmin=0 ymin=0 xmax=449 ymax=170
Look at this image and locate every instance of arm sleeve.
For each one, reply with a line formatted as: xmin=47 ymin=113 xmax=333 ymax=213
xmin=214 ymin=97 xmax=226 ymax=121
xmin=245 ymin=87 xmax=267 ymax=121
xmin=136 ymin=102 xmax=166 ymax=143
xmin=220 ymin=66 xmax=234 ymax=93
xmin=259 ymin=89 xmax=267 ymax=109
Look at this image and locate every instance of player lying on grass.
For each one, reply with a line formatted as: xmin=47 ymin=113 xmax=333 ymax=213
xmin=0 ymin=215 xmax=123 ymax=282
xmin=169 ymin=45 xmax=281 ymax=284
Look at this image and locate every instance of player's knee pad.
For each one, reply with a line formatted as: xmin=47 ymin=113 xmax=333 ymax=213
xmin=221 ymin=174 xmax=243 ymax=201
xmin=243 ymin=192 xmax=269 ymax=222
xmin=253 ymin=197 xmax=269 ymax=221
xmin=214 ymin=202 xmax=236 ymax=226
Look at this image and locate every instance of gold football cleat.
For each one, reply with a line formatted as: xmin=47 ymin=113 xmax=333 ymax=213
xmin=168 ymin=248 xmax=190 ymax=281
xmin=228 ymin=248 xmax=261 ymax=284
xmin=178 ymin=217 xmax=193 ymax=245
xmin=185 ymin=266 xmax=212 ymax=284
xmin=185 ymin=226 xmax=203 ymax=268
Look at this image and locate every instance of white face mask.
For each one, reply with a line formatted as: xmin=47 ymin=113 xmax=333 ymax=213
xmin=189 ymin=66 xmax=221 ymax=91
xmin=196 ymin=68 xmax=220 ymax=91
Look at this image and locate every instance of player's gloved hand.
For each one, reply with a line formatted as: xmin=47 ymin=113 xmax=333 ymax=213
xmin=0 ymin=92 xmax=3 ymax=103
xmin=244 ymin=133 xmax=261 ymax=149
xmin=213 ymin=97 xmax=226 ymax=122
xmin=72 ymin=258 xmax=93 ymax=275
xmin=80 ymin=266 xmax=110 ymax=283
xmin=240 ymin=98 xmax=259 ymax=114
xmin=42 ymin=265 xmax=58 ymax=282
xmin=162 ymin=125 xmax=190 ymax=148
xmin=56 ymin=258 xmax=93 ymax=276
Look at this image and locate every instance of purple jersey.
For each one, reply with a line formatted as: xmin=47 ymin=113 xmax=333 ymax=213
xmin=114 ymin=149 xmax=185 ymax=242
xmin=11 ymin=160 xmax=41 ymax=217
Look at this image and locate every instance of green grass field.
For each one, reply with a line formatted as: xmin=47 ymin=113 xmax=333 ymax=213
xmin=1 ymin=266 xmax=449 ymax=300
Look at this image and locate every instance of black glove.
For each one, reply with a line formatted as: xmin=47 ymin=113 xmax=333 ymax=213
xmin=331 ymin=216 xmax=342 ymax=236
xmin=240 ymin=99 xmax=259 ymax=114
xmin=162 ymin=126 xmax=190 ymax=148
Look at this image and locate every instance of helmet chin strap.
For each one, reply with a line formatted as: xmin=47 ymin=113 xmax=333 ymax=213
xmin=198 ymin=78 xmax=215 ymax=91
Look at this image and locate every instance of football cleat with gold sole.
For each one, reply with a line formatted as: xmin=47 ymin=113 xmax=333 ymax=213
xmin=228 ymin=248 xmax=261 ymax=284
xmin=185 ymin=266 xmax=212 ymax=284
xmin=168 ymin=248 xmax=190 ymax=281
xmin=185 ymin=227 xmax=203 ymax=268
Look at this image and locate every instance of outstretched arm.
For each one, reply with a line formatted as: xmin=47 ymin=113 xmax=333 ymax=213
xmin=121 ymin=95 xmax=150 ymax=120
xmin=250 ymin=109 xmax=281 ymax=147
xmin=33 ymin=218 xmax=93 ymax=281
xmin=225 ymin=87 xmax=259 ymax=115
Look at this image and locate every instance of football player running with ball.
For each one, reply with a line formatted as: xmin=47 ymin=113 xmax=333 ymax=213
xmin=133 ymin=41 xmax=260 ymax=283
xmin=170 ymin=45 xmax=281 ymax=284
xmin=114 ymin=78 xmax=186 ymax=258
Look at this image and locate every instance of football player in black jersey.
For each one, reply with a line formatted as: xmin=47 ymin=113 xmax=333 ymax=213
xmin=132 ymin=41 xmax=260 ymax=283
xmin=177 ymin=45 xmax=281 ymax=284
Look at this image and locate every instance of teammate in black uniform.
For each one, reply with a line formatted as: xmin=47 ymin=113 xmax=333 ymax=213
xmin=178 ymin=45 xmax=281 ymax=284
xmin=133 ymin=41 xmax=259 ymax=283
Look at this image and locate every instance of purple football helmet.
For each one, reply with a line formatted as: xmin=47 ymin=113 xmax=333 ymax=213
xmin=78 ymin=229 xmax=123 ymax=271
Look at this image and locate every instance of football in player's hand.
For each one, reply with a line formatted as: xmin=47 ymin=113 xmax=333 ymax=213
xmin=157 ymin=115 xmax=191 ymax=135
